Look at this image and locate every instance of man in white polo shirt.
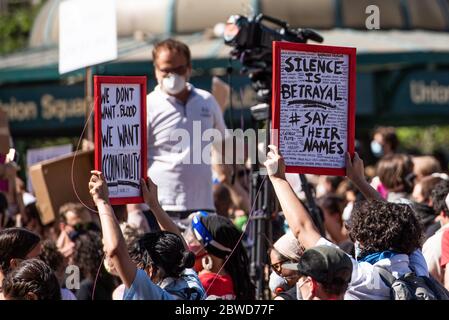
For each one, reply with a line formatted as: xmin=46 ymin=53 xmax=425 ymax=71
xmin=147 ymin=39 xmax=227 ymax=226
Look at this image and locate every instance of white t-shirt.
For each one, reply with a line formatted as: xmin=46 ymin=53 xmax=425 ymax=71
xmin=147 ymin=84 xmax=227 ymax=212
xmin=316 ymin=237 xmax=429 ymax=300
xmin=422 ymin=222 xmax=449 ymax=283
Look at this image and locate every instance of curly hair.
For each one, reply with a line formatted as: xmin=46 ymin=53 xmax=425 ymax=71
xmin=349 ymin=200 xmax=423 ymax=256
xmin=430 ymin=180 xmax=449 ymax=217
xmin=72 ymin=231 xmax=104 ymax=280
xmin=2 ymin=258 xmax=61 ymax=300
xmin=38 ymin=240 xmax=64 ymax=273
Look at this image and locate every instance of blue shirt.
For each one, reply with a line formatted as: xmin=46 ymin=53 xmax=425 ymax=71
xmin=123 ymin=268 xmax=206 ymax=300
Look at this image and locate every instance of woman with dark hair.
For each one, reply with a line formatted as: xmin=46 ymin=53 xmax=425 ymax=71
xmin=2 ymin=258 xmax=61 ymax=300
xmin=88 ymin=171 xmax=205 ymax=300
xmin=0 ymin=227 xmax=41 ymax=299
xmin=39 ymin=239 xmax=77 ymax=300
xmin=190 ymin=212 xmax=255 ymax=300
xmin=72 ymin=231 xmax=116 ymax=300
xmin=127 ymin=231 xmax=203 ymax=300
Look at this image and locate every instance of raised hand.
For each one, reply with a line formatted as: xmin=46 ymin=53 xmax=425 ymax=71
xmin=140 ymin=177 xmax=160 ymax=210
xmin=264 ymin=145 xmax=286 ymax=180
xmin=345 ymin=152 xmax=365 ymax=184
xmin=345 ymin=152 xmax=383 ymax=201
xmin=89 ymin=170 xmax=109 ymax=206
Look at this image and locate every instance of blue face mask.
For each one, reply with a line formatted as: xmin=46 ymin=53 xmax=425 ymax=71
xmin=370 ymin=140 xmax=383 ymax=158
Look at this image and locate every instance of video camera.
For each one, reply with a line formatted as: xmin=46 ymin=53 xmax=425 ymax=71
xmin=224 ymin=14 xmax=323 ymax=104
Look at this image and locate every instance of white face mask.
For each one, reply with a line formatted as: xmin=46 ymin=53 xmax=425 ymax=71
xmin=161 ymin=73 xmax=186 ymax=95
xmin=268 ymin=272 xmax=289 ymax=294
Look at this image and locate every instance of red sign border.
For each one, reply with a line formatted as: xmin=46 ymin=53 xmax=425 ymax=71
xmin=94 ymin=75 xmax=147 ymax=205
xmin=272 ymin=41 xmax=356 ymax=176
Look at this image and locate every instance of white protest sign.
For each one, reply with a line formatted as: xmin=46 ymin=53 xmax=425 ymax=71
xmin=59 ymin=0 xmax=117 ymax=74
xmin=26 ymin=144 xmax=73 ymax=193
xmin=95 ymin=76 xmax=147 ymax=204
xmin=273 ymin=42 xmax=356 ymax=176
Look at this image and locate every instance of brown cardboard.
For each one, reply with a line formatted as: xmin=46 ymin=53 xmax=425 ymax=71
xmin=29 ymin=150 xmax=95 ymax=225
xmin=0 ymin=108 xmax=11 ymax=154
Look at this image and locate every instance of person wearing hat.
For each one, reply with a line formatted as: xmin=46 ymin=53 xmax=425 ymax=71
xmin=282 ymin=245 xmax=353 ymax=300
xmin=265 ymin=145 xmax=429 ymax=300
xmin=268 ymin=231 xmax=304 ymax=299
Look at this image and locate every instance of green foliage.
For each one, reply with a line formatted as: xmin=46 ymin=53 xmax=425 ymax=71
xmin=0 ymin=3 xmax=44 ymax=55
xmin=396 ymin=126 xmax=449 ymax=155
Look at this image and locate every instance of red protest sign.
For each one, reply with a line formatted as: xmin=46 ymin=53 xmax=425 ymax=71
xmin=272 ymin=42 xmax=356 ymax=176
xmin=94 ymin=76 xmax=147 ymax=204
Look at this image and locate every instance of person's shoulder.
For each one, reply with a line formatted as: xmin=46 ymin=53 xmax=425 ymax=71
xmin=124 ymin=269 xmax=174 ymax=300
xmin=147 ymin=88 xmax=167 ymax=103
xmin=183 ymin=268 xmax=204 ymax=286
xmin=443 ymin=227 xmax=449 ymax=238
xmin=192 ymin=86 xmax=212 ymax=97
xmin=192 ymin=87 xmax=216 ymax=103
xmin=423 ymin=229 xmax=442 ymax=251
xmin=61 ymin=288 xmax=77 ymax=300
xmin=182 ymin=269 xmax=206 ymax=299
xmin=112 ymin=284 xmax=126 ymax=300
xmin=198 ymin=271 xmax=215 ymax=285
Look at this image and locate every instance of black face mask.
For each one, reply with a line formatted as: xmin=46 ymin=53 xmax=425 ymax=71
xmin=68 ymin=222 xmax=100 ymax=241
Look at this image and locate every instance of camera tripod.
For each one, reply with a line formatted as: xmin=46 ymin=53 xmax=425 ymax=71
xmin=247 ymin=102 xmax=325 ymax=300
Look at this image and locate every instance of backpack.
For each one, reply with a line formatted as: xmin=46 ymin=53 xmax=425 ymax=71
xmin=375 ymin=266 xmax=449 ymax=300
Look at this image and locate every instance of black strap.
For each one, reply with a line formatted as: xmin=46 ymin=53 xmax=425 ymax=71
xmin=374 ymin=266 xmax=396 ymax=287
xmin=374 ymin=266 xmax=396 ymax=300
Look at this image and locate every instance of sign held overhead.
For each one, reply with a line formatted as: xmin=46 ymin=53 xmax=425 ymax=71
xmin=59 ymin=0 xmax=117 ymax=74
xmin=272 ymin=42 xmax=356 ymax=176
xmin=94 ymin=76 xmax=147 ymax=205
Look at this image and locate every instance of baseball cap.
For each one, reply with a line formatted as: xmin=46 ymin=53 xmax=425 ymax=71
xmin=282 ymin=245 xmax=353 ymax=285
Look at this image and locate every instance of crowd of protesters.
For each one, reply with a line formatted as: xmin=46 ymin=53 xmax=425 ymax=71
xmin=1 ymin=39 xmax=449 ymax=300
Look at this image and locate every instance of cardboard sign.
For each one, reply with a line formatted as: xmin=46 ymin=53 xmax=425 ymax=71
xmin=29 ymin=150 xmax=95 ymax=225
xmin=26 ymin=144 xmax=73 ymax=193
xmin=94 ymin=76 xmax=147 ymax=204
xmin=0 ymin=108 xmax=10 ymax=155
xmin=59 ymin=0 xmax=117 ymax=74
xmin=272 ymin=42 xmax=356 ymax=176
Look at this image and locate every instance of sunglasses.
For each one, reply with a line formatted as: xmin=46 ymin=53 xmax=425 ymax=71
xmin=270 ymin=259 xmax=290 ymax=276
